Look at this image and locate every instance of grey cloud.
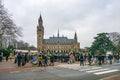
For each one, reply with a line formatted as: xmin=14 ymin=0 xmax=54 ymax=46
xmin=4 ymin=0 xmax=120 ymax=48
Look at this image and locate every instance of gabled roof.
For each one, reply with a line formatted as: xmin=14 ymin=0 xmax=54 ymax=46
xmin=44 ymin=37 xmax=75 ymax=44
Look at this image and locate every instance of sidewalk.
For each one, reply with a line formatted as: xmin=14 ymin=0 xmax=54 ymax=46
xmin=0 ymin=60 xmax=65 ymax=73
xmin=0 ymin=60 xmax=40 ymax=73
xmin=102 ymin=75 xmax=120 ymax=80
xmin=0 ymin=60 xmax=99 ymax=73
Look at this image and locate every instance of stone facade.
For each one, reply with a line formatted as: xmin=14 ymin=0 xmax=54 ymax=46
xmin=37 ymin=15 xmax=80 ymax=53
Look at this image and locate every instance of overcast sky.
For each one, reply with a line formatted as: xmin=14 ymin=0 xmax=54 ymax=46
xmin=4 ymin=0 xmax=120 ymax=48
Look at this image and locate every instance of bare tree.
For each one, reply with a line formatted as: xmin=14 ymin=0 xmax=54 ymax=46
xmin=108 ymin=32 xmax=120 ymax=45
xmin=0 ymin=0 xmax=22 ymax=47
xmin=108 ymin=32 xmax=120 ymax=54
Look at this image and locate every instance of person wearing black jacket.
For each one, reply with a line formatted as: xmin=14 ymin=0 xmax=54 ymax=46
xmin=98 ymin=54 xmax=102 ymax=66
xmin=17 ymin=53 xmax=22 ymax=67
xmin=108 ymin=54 xmax=113 ymax=64
xmin=79 ymin=54 xmax=84 ymax=66
xmin=50 ymin=54 xmax=54 ymax=66
xmin=88 ymin=54 xmax=92 ymax=66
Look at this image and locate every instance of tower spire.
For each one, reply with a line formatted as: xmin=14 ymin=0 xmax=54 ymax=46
xmin=57 ymin=29 xmax=59 ymax=37
xmin=74 ymin=32 xmax=77 ymax=42
xmin=37 ymin=14 xmax=44 ymax=32
xmin=38 ymin=14 xmax=43 ymax=25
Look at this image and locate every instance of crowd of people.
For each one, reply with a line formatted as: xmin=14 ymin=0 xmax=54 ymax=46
xmin=78 ymin=53 xmax=119 ymax=66
xmin=14 ymin=52 xmax=120 ymax=67
xmin=14 ymin=52 xmax=56 ymax=67
xmin=0 ymin=51 xmax=120 ymax=67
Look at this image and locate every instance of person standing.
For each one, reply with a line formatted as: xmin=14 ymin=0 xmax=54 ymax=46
xmin=44 ymin=55 xmax=48 ymax=66
xmin=98 ymin=54 xmax=102 ymax=66
xmin=79 ymin=54 xmax=84 ymax=66
xmin=9 ymin=52 xmax=13 ymax=61
xmin=50 ymin=54 xmax=54 ymax=66
xmin=115 ymin=54 xmax=120 ymax=63
xmin=108 ymin=54 xmax=113 ymax=64
xmin=14 ymin=54 xmax=17 ymax=63
xmin=24 ymin=53 xmax=28 ymax=64
xmin=1 ymin=52 xmax=3 ymax=61
xmin=0 ymin=53 xmax=2 ymax=62
xmin=21 ymin=54 xmax=25 ymax=66
xmin=88 ymin=54 xmax=92 ymax=66
xmin=0 ymin=52 xmax=3 ymax=62
xmin=84 ymin=54 xmax=87 ymax=65
xmin=102 ymin=53 xmax=105 ymax=64
xmin=17 ymin=53 xmax=22 ymax=67
xmin=38 ymin=55 xmax=43 ymax=67
xmin=6 ymin=54 xmax=9 ymax=62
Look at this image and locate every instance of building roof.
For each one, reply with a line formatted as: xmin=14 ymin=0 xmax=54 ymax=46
xmin=44 ymin=37 xmax=75 ymax=44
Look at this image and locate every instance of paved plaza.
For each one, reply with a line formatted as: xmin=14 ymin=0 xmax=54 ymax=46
xmin=0 ymin=60 xmax=120 ymax=80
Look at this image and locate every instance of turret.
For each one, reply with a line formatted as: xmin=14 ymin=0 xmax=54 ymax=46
xmin=74 ymin=32 xmax=77 ymax=42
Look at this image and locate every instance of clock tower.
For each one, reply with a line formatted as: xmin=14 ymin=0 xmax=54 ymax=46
xmin=37 ymin=14 xmax=44 ymax=51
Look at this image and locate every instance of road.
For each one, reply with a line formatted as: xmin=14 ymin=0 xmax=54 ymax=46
xmin=0 ymin=63 xmax=120 ymax=80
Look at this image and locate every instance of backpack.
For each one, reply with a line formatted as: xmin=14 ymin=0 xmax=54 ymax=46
xmin=38 ymin=56 xmax=42 ymax=61
xmin=79 ymin=55 xmax=84 ymax=60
